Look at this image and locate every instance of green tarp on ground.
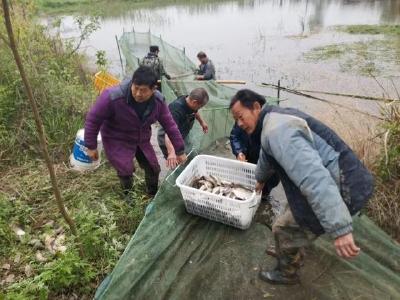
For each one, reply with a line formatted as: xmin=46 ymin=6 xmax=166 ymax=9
xmin=95 ymin=32 xmax=400 ymax=299
xmin=95 ymin=166 xmax=400 ymax=299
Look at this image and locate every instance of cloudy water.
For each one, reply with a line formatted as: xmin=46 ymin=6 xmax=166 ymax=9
xmin=43 ymin=0 xmax=400 ymax=138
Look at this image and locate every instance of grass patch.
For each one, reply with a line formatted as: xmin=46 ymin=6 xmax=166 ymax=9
xmin=35 ymin=0 xmax=235 ymax=16
xmin=337 ymin=24 xmax=400 ymax=36
xmin=304 ymin=44 xmax=345 ymax=60
xmin=305 ymin=39 xmax=400 ymax=76
xmin=0 ymin=162 xmax=151 ymax=298
xmin=0 ymin=4 xmax=151 ymax=298
xmin=367 ymin=103 xmax=400 ymax=241
xmin=36 ymin=0 xmax=109 ymax=14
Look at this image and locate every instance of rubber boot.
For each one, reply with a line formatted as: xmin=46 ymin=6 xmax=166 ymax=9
xmin=119 ymin=175 xmax=133 ymax=204
xmin=259 ymin=258 xmax=300 ymax=285
xmin=260 ymin=236 xmax=301 ymax=285
xmin=266 ymin=246 xmax=305 ymax=266
xmin=144 ymin=171 xmax=158 ymax=197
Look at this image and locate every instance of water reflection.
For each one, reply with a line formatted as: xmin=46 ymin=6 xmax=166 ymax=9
xmin=60 ymin=0 xmax=400 ymax=28
xmin=46 ymin=0 xmax=400 ymax=100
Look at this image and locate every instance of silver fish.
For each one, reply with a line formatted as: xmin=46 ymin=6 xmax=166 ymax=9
xmin=210 ymin=175 xmax=221 ymax=186
xmin=212 ymin=186 xmax=221 ymax=194
xmin=232 ymin=186 xmax=253 ymax=200
xmin=191 ymin=175 xmax=254 ymax=200
xmin=199 ymin=185 xmax=208 ymax=191
xmin=204 ymin=175 xmax=217 ymax=186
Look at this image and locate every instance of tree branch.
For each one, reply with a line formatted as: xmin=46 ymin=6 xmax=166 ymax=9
xmin=1 ymin=0 xmax=83 ymax=257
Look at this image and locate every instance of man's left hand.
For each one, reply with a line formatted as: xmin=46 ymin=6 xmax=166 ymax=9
xmin=201 ymin=122 xmax=209 ymax=133
xmin=176 ymin=153 xmax=187 ymax=164
xmin=334 ymin=233 xmax=360 ymax=258
xmin=166 ymin=153 xmax=178 ymax=169
xmin=255 ymin=181 xmax=265 ymax=194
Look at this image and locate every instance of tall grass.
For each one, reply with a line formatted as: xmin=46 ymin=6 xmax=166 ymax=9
xmin=367 ymin=103 xmax=400 ymax=240
xmin=0 ymin=4 xmax=95 ymax=169
xmin=0 ymin=3 xmax=152 ymax=298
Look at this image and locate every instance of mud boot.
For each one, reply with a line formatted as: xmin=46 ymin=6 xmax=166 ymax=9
xmin=259 ymin=267 xmax=300 ymax=285
xmin=260 ymin=250 xmax=302 ymax=285
xmin=119 ymin=176 xmax=133 ymax=204
xmin=261 ymin=194 xmax=273 ymax=202
xmin=144 ymin=172 xmax=159 ymax=197
xmin=265 ymin=246 xmax=305 ymax=266
xmin=265 ymin=245 xmax=278 ymax=257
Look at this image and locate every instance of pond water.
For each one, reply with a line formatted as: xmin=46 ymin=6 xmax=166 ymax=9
xmin=42 ymin=0 xmax=400 ymax=138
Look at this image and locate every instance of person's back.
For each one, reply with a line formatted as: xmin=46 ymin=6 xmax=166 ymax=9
xmin=140 ymin=45 xmax=170 ymax=80
xmin=141 ymin=53 xmax=161 ymax=78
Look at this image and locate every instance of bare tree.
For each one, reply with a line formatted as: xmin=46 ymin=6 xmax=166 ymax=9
xmin=1 ymin=0 xmax=83 ymax=256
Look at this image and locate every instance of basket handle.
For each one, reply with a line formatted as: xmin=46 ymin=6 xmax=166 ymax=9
xmin=164 ymin=148 xmax=198 ymax=187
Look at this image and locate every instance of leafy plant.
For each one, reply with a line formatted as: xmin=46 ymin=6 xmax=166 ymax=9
xmin=96 ymin=50 xmax=108 ymax=69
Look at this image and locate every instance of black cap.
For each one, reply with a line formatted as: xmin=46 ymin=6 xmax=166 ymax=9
xmin=150 ymin=45 xmax=159 ymax=52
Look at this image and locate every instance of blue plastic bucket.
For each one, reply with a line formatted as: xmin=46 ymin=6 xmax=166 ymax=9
xmin=70 ymin=129 xmax=102 ymax=171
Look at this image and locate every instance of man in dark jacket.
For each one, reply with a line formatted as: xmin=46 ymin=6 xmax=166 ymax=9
xmin=158 ymin=88 xmax=209 ymax=169
xmin=195 ymin=51 xmax=216 ymax=80
xmin=140 ymin=45 xmax=171 ymax=80
xmin=84 ymin=66 xmax=186 ymax=199
xmin=230 ymin=89 xmax=374 ymax=285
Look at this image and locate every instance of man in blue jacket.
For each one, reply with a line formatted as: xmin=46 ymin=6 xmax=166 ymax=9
xmin=230 ymin=123 xmax=280 ymax=200
xmin=230 ymin=89 xmax=374 ymax=285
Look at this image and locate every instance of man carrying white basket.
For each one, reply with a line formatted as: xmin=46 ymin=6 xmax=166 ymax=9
xmin=230 ymin=89 xmax=374 ymax=285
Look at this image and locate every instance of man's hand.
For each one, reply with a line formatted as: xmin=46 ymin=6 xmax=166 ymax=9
xmin=255 ymin=181 xmax=265 ymax=194
xmin=166 ymin=153 xmax=178 ymax=169
xmin=86 ymin=149 xmax=99 ymax=161
xmin=176 ymin=153 xmax=187 ymax=164
xmin=237 ymin=153 xmax=247 ymax=162
xmin=201 ymin=122 xmax=209 ymax=134
xmin=334 ymin=233 xmax=360 ymax=258
xmin=196 ymin=75 xmax=204 ymax=80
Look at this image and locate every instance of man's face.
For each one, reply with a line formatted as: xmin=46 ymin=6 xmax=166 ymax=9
xmin=131 ymin=84 xmax=156 ymax=102
xmin=199 ymin=57 xmax=208 ymax=64
xmin=231 ymin=101 xmax=261 ymax=134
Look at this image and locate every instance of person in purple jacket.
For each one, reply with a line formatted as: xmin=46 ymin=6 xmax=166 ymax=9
xmin=84 ymin=66 xmax=187 ymax=199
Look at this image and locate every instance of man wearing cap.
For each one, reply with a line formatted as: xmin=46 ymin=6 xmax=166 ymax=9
xmin=141 ymin=45 xmax=171 ymax=81
xmin=195 ymin=51 xmax=216 ymax=80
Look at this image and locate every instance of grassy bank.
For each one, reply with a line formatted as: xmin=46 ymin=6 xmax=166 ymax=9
xmin=36 ymin=0 xmax=106 ymax=13
xmin=0 ymin=3 xmax=149 ymax=298
xmin=0 ymin=4 xmax=95 ymax=168
xmin=337 ymin=24 xmax=400 ymax=35
xmin=35 ymin=0 xmax=235 ymax=15
xmin=0 ymin=164 xmax=150 ymax=298
xmin=367 ymin=103 xmax=400 ymax=241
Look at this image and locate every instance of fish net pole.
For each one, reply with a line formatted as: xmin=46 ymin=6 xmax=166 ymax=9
xmin=115 ymin=35 xmax=124 ymax=75
xmin=261 ymin=82 xmax=384 ymax=120
xmin=263 ymin=82 xmax=399 ymax=102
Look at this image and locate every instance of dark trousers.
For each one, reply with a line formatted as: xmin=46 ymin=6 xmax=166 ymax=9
xmin=119 ymin=148 xmax=160 ymax=196
xmin=263 ymin=173 xmax=280 ymax=196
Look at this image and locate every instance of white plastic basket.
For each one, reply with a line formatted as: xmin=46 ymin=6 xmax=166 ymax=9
xmin=176 ymin=155 xmax=261 ymax=230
